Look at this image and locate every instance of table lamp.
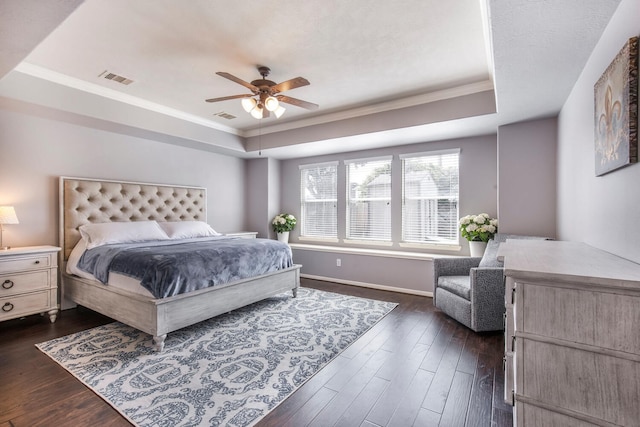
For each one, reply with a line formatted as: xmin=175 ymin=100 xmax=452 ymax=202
xmin=0 ymin=206 xmax=19 ymax=250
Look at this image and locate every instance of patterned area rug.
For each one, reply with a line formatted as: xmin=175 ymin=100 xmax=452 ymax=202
xmin=36 ymin=287 xmax=397 ymax=427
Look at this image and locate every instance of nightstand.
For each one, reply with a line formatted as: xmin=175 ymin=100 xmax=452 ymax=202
xmin=224 ymin=231 xmax=258 ymax=239
xmin=0 ymin=246 xmax=61 ymax=323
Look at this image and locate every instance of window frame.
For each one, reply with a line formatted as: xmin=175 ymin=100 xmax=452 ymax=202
xmin=400 ymin=149 xmax=460 ymax=247
xmin=344 ymin=156 xmax=393 ymax=245
xmin=299 ymin=161 xmax=339 ymax=242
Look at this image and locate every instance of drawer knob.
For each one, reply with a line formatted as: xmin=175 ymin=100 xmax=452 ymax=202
xmin=2 ymin=302 xmax=14 ymax=312
xmin=2 ymin=279 xmax=13 ymax=289
xmin=34 ymin=260 xmax=40 ymax=264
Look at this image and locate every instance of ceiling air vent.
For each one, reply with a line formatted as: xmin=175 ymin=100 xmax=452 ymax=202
xmin=99 ymin=70 xmax=134 ymax=85
xmin=214 ymin=111 xmax=236 ymax=120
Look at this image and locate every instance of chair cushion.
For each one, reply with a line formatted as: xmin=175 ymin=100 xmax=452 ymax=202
xmin=437 ymin=275 xmax=471 ymax=300
xmin=479 ymin=239 xmax=503 ymax=268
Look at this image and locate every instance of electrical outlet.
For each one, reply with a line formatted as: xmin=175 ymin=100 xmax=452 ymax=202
xmin=336 ymin=258 xmax=341 ymax=267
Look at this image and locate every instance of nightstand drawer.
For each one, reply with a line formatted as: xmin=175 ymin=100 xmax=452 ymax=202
xmin=0 ymin=270 xmax=51 ymax=294
xmin=0 ymin=254 xmax=52 ymax=273
xmin=0 ymin=291 xmax=50 ymax=321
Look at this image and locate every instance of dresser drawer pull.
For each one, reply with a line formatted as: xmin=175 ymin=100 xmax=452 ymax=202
xmin=34 ymin=260 xmax=40 ymax=264
xmin=2 ymin=279 xmax=14 ymax=289
xmin=2 ymin=302 xmax=14 ymax=312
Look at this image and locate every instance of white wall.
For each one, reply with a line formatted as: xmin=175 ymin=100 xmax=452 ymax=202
xmin=0 ymin=106 xmax=247 ymax=248
xmin=557 ymin=0 xmax=640 ymax=262
xmin=498 ymin=117 xmax=557 ymax=238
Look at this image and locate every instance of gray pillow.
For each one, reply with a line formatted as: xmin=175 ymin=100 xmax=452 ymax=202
xmin=478 ymin=239 xmax=504 ymax=268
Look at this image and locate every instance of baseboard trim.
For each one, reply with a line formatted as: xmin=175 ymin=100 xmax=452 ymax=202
xmin=301 ymin=273 xmax=433 ymax=298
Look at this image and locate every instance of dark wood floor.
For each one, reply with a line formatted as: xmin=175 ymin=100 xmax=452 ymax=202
xmin=0 ymin=278 xmax=512 ymax=427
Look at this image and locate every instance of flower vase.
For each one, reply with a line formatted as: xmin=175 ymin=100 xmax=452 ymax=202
xmin=469 ymin=240 xmax=487 ymax=257
xmin=277 ymin=231 xmax=290 ymax=244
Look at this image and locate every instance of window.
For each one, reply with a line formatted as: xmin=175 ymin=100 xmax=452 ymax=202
xmin=401 ymin=149 xmax=459 ymax=244
xmin=346 ymin=156 xmax=392 ymax=242
xmin=299 ymin=162 xmax=338 ymax=238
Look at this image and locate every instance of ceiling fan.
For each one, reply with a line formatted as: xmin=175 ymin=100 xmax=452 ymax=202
xmin=205 ymin=66 xmax=319 ymax=119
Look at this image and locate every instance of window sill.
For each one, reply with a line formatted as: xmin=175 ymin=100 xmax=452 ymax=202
xmin=298 ymin=236 xmax=340 ymax=244
xmin=289 ymin=243 xmax=462 ymax=261
xmin=399 ymin=242 xmax=462 ymax=252
xmin=343 ymin=239 xmax=394 ymax=247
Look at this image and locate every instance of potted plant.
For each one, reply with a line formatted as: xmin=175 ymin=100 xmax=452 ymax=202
xmin=272 ymin=213 xmax=297 ymax=243
xmin=459 ymin=213 xmax=498 ymax=257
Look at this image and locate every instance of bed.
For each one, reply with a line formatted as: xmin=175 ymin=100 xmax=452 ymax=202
xmin=59 ymin=177 xmax=300 ymax=351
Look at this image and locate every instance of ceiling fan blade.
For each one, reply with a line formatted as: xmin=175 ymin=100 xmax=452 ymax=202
xmin=271 ymin=77 xmax=310 ymax=93
xmin=216 ymin=72 xmax=259 ymax=92
xmin=277 ymin=95 xmax=319 ymax=110
xmin=205 ymin=94 xmax=253 ymax=103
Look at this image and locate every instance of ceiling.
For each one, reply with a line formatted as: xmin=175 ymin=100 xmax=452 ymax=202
xmin=0 ymin=0 xmax=622 ymax=159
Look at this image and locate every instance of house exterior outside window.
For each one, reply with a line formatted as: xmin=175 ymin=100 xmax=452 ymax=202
xmin=345 ymin=156 xmax=392 ymax=242
xmin=401 ymin=149 xmax=460 ymax=245
xmin=299 ymin=162 xmax=338 ymax=239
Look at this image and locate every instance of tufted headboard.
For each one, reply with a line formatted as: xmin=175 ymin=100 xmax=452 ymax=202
xmin=59 ymin=177 xmax=206 ymax=260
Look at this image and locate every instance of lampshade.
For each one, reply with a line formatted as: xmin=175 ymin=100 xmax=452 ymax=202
xmin=241 ymin=96 xmax=285 ymax=120
xmin=274 ymin=105 xmax=286 ymax=118
xmin=241 ymin=97 xmax=257 ymax=113
xmin=250 ymin=106 xmax=264 ymax=119
xmin=0 ymin=206 xmax=19 ymax=224
xmin=264 ymin=96 xmax=279 ymax=112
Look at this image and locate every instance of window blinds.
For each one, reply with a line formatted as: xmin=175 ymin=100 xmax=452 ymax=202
xmin=401 ymin=150 xmax=459 ymax=244
xmin=299 ymin=162 xmax=338 ymax=238
xmin=346 ymin=157 xmax=392 ymax=241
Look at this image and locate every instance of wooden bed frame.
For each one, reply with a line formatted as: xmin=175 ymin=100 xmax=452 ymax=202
xmin=59 ymin=177 xmax=300 ymax=351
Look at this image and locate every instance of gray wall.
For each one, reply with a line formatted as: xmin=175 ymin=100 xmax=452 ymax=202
xmin=557 ymin=0 xmax=640 ymax=262
xmin=0 ymin=106 xmax=247 ymax=249
xmin=246 ymin=157 xmax=282 ymax=239
xmin=246 ymin=158 xmax=270 ymax=238
xmin=280 ymin=134 xmax=498 ymax=294
xmin=498 ymin=117 xmax=557 ymax=238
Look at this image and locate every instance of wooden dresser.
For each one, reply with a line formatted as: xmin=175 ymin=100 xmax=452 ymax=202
xmin=499 ymin=240 xmax=640 ymax=426
xmin=0 ymin=246 xmax=61 ymax=323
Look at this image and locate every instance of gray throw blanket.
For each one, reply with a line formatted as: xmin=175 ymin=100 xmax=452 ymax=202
xmin=77 ymin=237 xmax=293 ymax=298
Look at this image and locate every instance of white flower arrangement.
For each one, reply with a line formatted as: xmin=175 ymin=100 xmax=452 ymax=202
xmin=272 ymin=213 xmax=297 ymax=233
xmin=459 ymin=213 xmax=498 ymax=242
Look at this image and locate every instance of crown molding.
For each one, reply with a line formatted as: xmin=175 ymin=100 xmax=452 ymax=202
xmin=245 ymin=80 xmax=495 ymax=137
xmin=14 ymin=62 xmax=242 ymax=136
xmin=13 ymin=63 xmax=494 ymax=141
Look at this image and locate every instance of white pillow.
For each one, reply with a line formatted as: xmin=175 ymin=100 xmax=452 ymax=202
xmin=79 ymin=221 xmax=169 ymax=249
xmin=158 ymin=221 xmax=220 ymax=239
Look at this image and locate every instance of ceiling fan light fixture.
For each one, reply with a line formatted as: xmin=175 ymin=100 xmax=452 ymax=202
xmin=274 ymin=105 xmax=286 ymax=118
xmin=207 ymin=66 xmax=317 ymax=120
xmin=264 ymin=96 xmax=279 ymax=112
xmin=241 ymin=97 xmax=257 ymax=112
xmin=250 ymin=106 xmax=264 ymax=119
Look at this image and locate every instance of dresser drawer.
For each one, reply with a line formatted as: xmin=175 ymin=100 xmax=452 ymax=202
xmin=518 ymin=282 xmax=640 ymax=354
xmin=0 ymin=254 xmax=52 ymax=273
xmin=0 ymin=290 xmax=51 ymax=321
xmin=0 ymin=270 xmax=51 ymax=295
